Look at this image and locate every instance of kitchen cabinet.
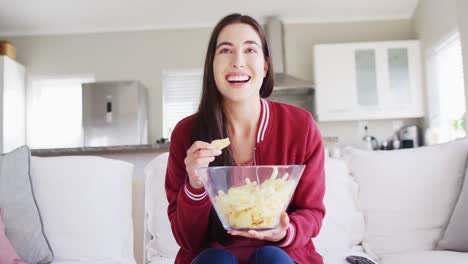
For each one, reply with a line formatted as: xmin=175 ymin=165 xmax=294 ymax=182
xmin=0 ymin=56 xmax=26 ymax=153
xmin=313 ymin=40 xmax=424 ymax=121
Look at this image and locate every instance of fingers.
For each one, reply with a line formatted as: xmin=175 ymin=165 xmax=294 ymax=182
xmin=185 ymin=142 xmax=222 ymax=167
xmin=279 ymin=212 xmax=289 ymax=229
xmin=187 ymin=141 xmax=217 ymax=154
xmin=228 ymin=213 xmax=290 ymax=242
xmin=192 ymin=149 xmax=222 ymax=160
xmin=185 ymin=156 xmax=216 ymax=168
xmin=227 ymin=230 xmax=258 ymax=239
xmin=248 ymin=230 xmax=265 ymax=240
xmin=184 ymin=149 xmax=221 ymax=171
xmin=185 ymin=140 xmax=222 ymax=189
xmin=227 ymin=229 xmax=272 ymax=241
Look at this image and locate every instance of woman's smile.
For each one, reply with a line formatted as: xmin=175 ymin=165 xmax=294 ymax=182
xmin=225 ymin=72 xmax=252 ymax=88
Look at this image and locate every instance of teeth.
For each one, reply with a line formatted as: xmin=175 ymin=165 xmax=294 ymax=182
xmin=227 ymin=75 xmax=250 ymax=82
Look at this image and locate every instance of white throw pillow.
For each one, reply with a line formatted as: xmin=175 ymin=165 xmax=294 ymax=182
xmin=144 ymin=152 xmax=180 ymax=261
xmin=314 ymin=158 xmax=365 ymax=252
xmin=344 ymin=138 xmax=468 ymax=257
xmin=30 ymin=156 xmax=136 ymax=263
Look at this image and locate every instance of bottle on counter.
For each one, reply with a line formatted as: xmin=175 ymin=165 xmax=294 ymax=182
xmin=392 ymin=136 xmax=400 ymax=150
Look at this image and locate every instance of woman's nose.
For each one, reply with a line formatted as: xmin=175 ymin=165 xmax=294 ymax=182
xmin=232 ymin=52 xmax=245 ymax=68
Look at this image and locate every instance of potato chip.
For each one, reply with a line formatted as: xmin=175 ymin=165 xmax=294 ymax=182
xmin=211 ymin=138 xmax=230 ymax=150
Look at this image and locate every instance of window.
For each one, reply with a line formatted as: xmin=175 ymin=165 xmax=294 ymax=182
xmin=426 ymin=33 xmax=466 ymax=144
xmin=27 ymin=75 xmax=95 ymax=148
xmin=162 ymin=69 xmax=203 ymax=138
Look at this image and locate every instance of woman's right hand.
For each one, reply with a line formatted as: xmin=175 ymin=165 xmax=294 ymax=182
xmin=184 ymin=141 xmax=222 ymax=189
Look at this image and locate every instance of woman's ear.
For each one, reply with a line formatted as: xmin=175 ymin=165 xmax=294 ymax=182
xmin=263 ymin=58 xmax=269 ymax=77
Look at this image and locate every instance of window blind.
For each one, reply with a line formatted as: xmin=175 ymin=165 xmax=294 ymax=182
xmin=162 ymin=69 xmax=203 ymax=138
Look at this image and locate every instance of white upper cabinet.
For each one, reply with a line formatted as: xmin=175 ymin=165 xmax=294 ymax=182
xmin=314 ymin=41 xmax=424 ymax=121
xmin=0 ymin=56 xmax=26 ymax=153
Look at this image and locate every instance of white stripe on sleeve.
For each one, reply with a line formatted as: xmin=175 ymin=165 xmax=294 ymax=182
xmin=278 ymin=223 xmax=295 ymax=247
xmin=184 ymin=184 xmax=207 ymax=201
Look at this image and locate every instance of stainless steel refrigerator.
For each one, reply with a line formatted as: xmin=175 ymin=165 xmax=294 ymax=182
xmin=82 ymin=81 xmax=148 ymax=147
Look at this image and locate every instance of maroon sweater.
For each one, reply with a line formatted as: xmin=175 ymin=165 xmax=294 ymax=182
xmin=165 ymin=99 xmax=325 ymax=264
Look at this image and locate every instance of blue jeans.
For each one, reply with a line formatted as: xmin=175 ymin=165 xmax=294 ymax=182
xmin=191 ymin=246 xmax=295 ymax=264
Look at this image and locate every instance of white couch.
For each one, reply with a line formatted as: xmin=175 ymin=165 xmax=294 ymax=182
xmin=143 ymin=138 xmax=468 ymax=264
xmin=30 ymin=155 xmax=137 ymax=264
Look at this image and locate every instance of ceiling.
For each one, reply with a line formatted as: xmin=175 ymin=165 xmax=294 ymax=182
xmin=0 ymin=0 xmax=419 ymax=36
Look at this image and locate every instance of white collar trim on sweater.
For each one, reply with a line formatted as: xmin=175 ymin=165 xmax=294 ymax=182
xmin=257 ymin=99 xmax=270 ymax=143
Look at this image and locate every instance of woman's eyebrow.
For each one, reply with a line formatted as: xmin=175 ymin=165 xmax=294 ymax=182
xmin=216 ymin=42 xmax=233 ymax=49
xmin=216 ymin=40 xmax=261 ymax=49
xmin=244 ymin=40 xmax=261 ymax=47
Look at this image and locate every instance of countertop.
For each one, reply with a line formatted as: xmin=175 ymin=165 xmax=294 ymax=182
xmin=31 ymin=143 xmax=170 ymax=157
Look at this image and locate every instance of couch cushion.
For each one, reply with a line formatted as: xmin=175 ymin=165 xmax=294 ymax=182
xmin=437 ymin=154 xmax=468 ymax=251
xmin=0 ymin=146 xmax=53 ymax=263
xmin=30 ymin=156 xmax=136 ymax=263
xmin=0 ymin=208 xmax=26 ymax=264
xmin=144 ymin=152 xmax=180 ymax=261
xmin=345 ymin=139 xmax=468 ymax=257
xmin=380 ymin=250 xmax=468 ymax=264
xmin=314 ymin=158 xmax=365 ymax=252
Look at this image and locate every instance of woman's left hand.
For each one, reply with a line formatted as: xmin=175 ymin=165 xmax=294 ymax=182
xmin=227 ymin=212 xmax=289 ymax=242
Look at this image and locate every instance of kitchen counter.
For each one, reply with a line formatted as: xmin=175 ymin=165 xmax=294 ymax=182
xmin=31 ymin=143 xmax=170 ymax=157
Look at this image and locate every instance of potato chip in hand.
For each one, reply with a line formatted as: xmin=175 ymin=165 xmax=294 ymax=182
xmin=211 ymin=138 xmax=230 ymax=150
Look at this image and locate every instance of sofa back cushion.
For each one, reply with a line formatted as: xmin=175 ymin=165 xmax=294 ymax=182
xmin=345 ymin=138 xmax=468 ymax=256
xmin=437 ymin=154 xmax=468 ymax=251
xmin=30 ymin=156 xmax=136 ymax=263
xmin=313 ymin=157 xmax=365 ymax=253
xmin=0 ymin=146 xmax=53 ymax=263
xmin=144 ymin=152 xmax=180 ymax=261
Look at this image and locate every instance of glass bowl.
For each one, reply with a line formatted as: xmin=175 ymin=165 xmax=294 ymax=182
xmin=196 ymin=165 xmax=305 ymax=231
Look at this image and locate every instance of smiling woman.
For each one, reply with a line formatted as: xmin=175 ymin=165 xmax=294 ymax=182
xmin=164 ymin=13 xmax=326 ymax=264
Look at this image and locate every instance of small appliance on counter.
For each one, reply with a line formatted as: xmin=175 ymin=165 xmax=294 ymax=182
xmin=398 ymin=125 xmax=419 ymax=148
xmin=361 ymin=125 xmax=379 ymax=150
xmin=82 ymin=81 xmax=149 ymax=147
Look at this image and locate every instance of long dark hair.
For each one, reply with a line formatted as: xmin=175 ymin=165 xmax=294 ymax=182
xmin=191 ymin=13 xmax=274 ymax=244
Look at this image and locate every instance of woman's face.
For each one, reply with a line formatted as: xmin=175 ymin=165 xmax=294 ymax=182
xmin=213 ymin=23 xmax=268 ymax=103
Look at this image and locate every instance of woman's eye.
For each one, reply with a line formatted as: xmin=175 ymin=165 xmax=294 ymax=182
xmin=219 ymin=48 xmax=231 ymax=54
xmin=246 ymin=48 xmax=257 ymax=53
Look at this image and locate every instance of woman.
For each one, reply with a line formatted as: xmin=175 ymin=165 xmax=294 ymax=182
xmin=165 ymin=13 xmax=325 ymax=264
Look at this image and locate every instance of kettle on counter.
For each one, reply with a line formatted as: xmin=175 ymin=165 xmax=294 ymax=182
xmin=362 ymin=125 xmax=379 ymax=150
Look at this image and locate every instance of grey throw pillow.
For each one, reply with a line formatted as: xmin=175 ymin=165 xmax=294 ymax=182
xmin=0 ymin=146 xmax=53 ymax=263
xmin=437 ymin=156 xmax=468 ymax=251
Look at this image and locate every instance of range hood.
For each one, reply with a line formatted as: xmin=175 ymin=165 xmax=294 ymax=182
xmin=264 ymin=17 xmax=314 ymax=90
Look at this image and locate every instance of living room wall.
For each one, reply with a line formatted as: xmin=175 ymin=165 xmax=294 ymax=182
xmin=457 ymin=0 xmax=468 ymax=129
xmin=3 ymin=18 xmax=416 ymax=146
xmin=412 ymin=0 xmax=460 ymax=129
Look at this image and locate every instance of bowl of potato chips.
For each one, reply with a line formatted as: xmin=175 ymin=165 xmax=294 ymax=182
xmin=197 ymin=165 xmax=305 ymax=231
